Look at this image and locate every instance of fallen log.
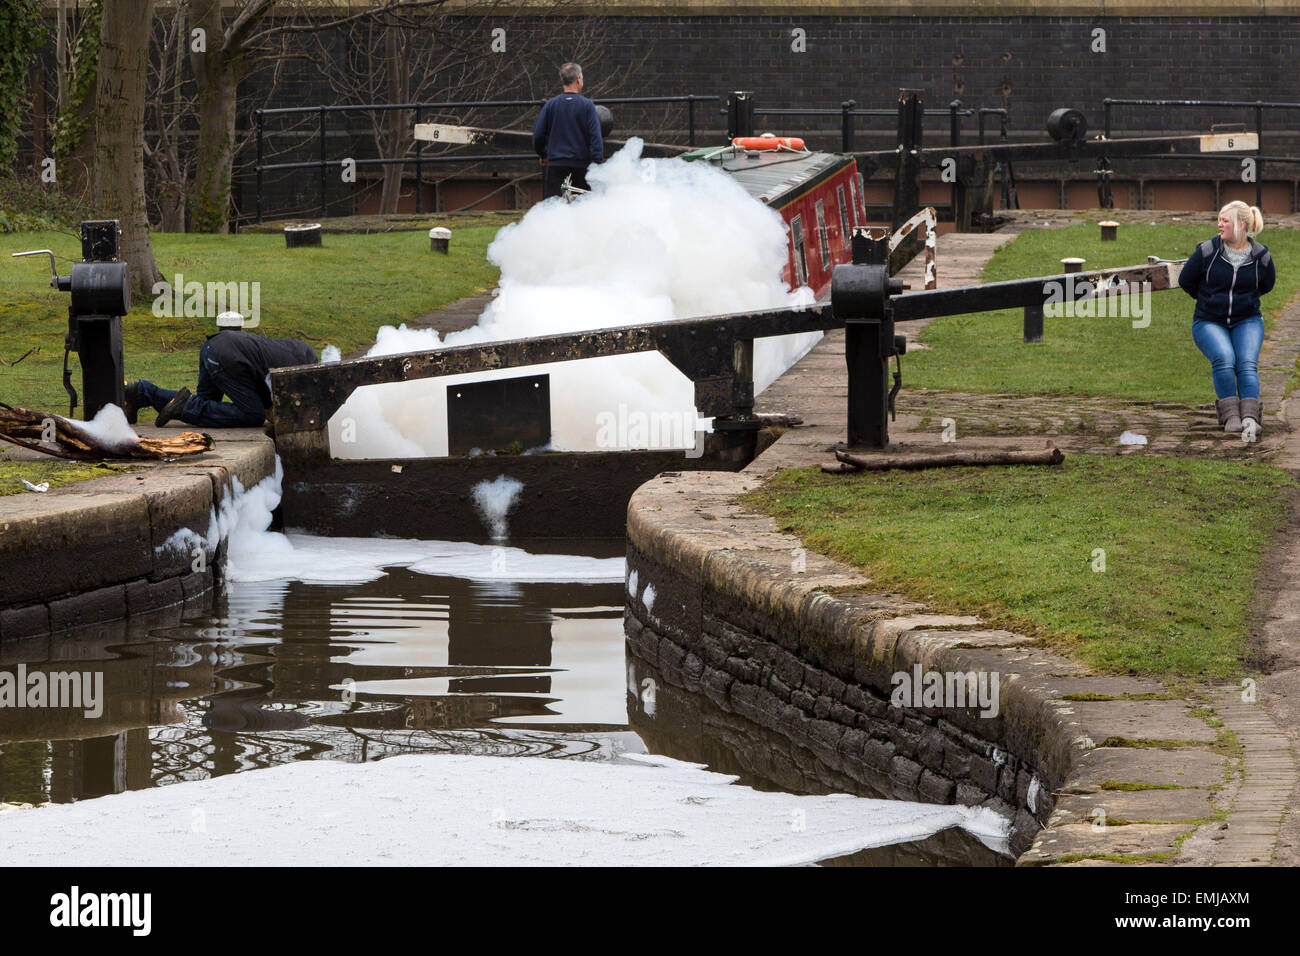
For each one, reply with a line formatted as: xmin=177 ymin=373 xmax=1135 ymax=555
xmin=832 ymin=445 xmax=1064 ymax=472
xmin=0 ymin=404 xmax=213 ymax=461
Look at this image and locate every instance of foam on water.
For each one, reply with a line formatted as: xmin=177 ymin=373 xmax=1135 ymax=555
xmin=165 ymin=459 xmax=620 ymax=585
xmin=330 ymin=138 xmax=820 ymax=458
xmin=0 ymin=751 xmax=1013 ymax=866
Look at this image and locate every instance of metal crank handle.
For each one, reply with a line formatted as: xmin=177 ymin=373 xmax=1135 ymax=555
xmin=11 ymin=249 xmax=59 ymax=286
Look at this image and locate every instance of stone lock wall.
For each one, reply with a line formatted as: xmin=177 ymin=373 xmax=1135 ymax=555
xmin=0 ymin=434 xmax=275 ymax=643
xmin=622 ymin=470 xmax=1092 ymax=858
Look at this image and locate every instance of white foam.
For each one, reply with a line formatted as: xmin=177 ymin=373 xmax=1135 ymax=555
xmin=0 ymin=752 xmax=1012 ymax=866
xmin=159 ymin=459 xmax=620 ymax=585
xmin=330 ymin=138 xmax=819 ymax=459
xmin=470 ymin=475 xmax=523 ymax=539
xmin=60 ymin=403 xmax=141 ymax=453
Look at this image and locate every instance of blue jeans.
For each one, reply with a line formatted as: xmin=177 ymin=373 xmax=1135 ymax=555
xmin=137 ymin=340 xmax=267 ymax=428
xmin=1192 ymin=316 xmax=1263 ymax=400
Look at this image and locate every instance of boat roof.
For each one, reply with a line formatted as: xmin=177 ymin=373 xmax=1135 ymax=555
xmin=680 ymin=145 xmax=850 ymax=206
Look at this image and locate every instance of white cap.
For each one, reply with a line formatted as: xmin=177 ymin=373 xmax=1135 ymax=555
xmin=429 ymin=227 xmax=451 ymax=240
xmin=217 ymin=311 xmax=245 ymax=329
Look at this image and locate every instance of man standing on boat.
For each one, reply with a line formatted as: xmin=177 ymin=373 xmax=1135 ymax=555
xmin=533 ymin=62 xmax=603 ymax=200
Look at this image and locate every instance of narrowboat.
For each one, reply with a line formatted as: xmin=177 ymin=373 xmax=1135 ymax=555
xmin=678 ymin=139 xmax=867 ymax=299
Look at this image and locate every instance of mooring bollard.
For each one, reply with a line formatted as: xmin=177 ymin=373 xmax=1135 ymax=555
xmin=429 ymin=227 xmax=451 ymax=254
xmin=285 ymin=223 xmax=322 ymax=248
xmin=1061 ymin=257 xmax=1085 ymax=273
xmin=1099 ymin=220 xmax=1119 ymax=242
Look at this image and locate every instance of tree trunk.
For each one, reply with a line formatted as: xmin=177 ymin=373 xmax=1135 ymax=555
xmin=378 ymin=26 xmax=410 ymax=214
xmin=56 ymin=0 xmax=102 ymax=202
xmin=190 ymin=0 xmax=239 ymax=233
xmin=93 ymin=0 xmax=162 ymax=299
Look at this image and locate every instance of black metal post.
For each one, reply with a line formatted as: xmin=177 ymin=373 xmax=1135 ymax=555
xmin=893 ymin=89 xmax=924 ymax=232
xmin=255 ymin=109 xmax=264 ymax=223
xmin=841 ymin=99 xmax=856 ymax=153
xmin=732 ymin=339 xmax=754 ymax=417
xmin=1023 ymin=303 xmax=1044 ymax=343
xmin=688 ymin=97 xmax=696 ymax=147
xmin=845 ymin=319 xmax=891 ymax=448
xmin=837 ymin=252 xmax=901 ymax=448
xmin=319 ymin=105 xmax=327 ymax=217
xmin=1101 ymin=99 xmax=1112 ymax=209
xmin=727 ymin=91 xmax=754 ymax=139
xmin=949 ymin=100 xmax=962 ymax=231
xmin=414 ymin=105 xmax=423 ymax=214
xmin=1255 ymin=101 xmax=1264 ymax=211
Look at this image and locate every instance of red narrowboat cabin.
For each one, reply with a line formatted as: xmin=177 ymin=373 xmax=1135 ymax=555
xmin=680 ymin=143 xmax=868 ymax=299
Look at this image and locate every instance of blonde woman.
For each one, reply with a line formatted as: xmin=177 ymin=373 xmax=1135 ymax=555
xmin=1178 ymin=201 xmax=1276 ymax=435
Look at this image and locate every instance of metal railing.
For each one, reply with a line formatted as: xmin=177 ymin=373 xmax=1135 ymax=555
xmin=751 ymin=100 xmax=976 ymax=152
xmin=1102 ymin=98 xmax=1300 ymax=210
xmin=253 ymin=95 xmax=714 ymax=222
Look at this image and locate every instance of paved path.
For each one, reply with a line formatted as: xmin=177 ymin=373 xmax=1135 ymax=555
xmin=752 ymin=224 xmax=1300 ymax=866
xmin=341 ymin=291 xmax=496 ymax=360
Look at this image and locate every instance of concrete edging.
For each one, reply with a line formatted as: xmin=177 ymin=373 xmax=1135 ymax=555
xmin=0 ymin=430 xmax=275 ymax=642
xmin=624 ymin=469 xmax=1240 ymax=864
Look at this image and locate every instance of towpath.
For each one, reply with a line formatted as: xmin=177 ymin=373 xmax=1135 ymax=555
xmin=749 ymin=217 xmax=1300 ymax=866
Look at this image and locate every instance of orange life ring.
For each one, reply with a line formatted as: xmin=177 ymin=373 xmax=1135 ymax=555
xmin=731 ymin=136 xmax=806 ymax=151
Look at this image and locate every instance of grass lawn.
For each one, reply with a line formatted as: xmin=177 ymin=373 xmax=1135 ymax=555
xmin=743 ymin=456 xmax=1295 ymax=678
xmin=0 ymin=226 xmax=502 ymax=417
xmin=907 ymin=222 xmax=1300 ymax=403
xmin=0 ymin=455 xmax=132 ymax=497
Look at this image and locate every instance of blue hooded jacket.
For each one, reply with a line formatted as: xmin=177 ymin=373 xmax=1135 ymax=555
xmin=532 ymin=92 xmax=603 ymax=167
xmin=1177 ymin=234 xmax=1276 ymax=326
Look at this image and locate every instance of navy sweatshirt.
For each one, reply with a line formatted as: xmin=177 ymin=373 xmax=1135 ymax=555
xmin=205 ymin=330 xmax=317 ymax=407
xmin=532 ymin=92 xmax=603 ymax=167
xmin=1177 ymin=235 xmax=1276 ymax=326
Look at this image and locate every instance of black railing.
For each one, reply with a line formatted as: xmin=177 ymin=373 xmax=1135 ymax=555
xmin=253 ymin=95 xmax=713 ymax=222
xmin=1102 ymin=98 xmax=1300 ymax=210
xmin=750 ymin=100 xmax=976 ymax=152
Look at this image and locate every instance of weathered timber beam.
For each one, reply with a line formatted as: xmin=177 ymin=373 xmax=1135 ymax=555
xmin=413 ymin=123 xmax=690 ymax=159
xmin=891 ymin=264 xmax=1170 ymax=323
xmin=857 ymin=132 xmax=1258 ymax=171
xmin=271 ymin=304 xmax=835 ymax=435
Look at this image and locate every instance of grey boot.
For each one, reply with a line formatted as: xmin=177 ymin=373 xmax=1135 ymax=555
xmin=1240 ymin=397 xmax=1262 ymax=437
xmin=1216 ymin=396 xmax=1242 ymax=433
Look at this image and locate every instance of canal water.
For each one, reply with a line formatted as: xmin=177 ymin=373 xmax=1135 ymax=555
xmin=0 ymin=535 xmax=1011 ymax=865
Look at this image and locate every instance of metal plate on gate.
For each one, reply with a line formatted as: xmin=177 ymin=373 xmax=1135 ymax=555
xmin=447 ymin=373 xmax=551 ymax=456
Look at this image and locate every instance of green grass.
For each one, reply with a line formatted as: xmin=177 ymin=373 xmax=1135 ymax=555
xmin=0 ymin=227 xmax=502 ymax=417
xmin=0 ymin=455 xmax=131 ymax=496
xmin=907 ymin=223 xmax=1300 ymax=403
xmin=743 ymin=456 xmax=1295 ymax=678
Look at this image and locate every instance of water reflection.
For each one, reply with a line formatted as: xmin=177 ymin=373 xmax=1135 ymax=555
xmin=0 ymin=538 xmax=1008 ymax=864
xmin=0 ymin=547 xmax=630 ymax=806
